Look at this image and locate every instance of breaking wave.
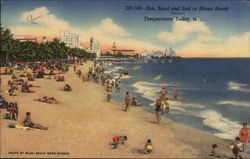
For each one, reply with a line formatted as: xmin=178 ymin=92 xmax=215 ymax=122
xmin=153 ymin=75 xmax=162 ymax=80
xmin=228 ymin=81 xmax=250 ymax=93
xmin=200 ymin=110 xmax=242 ymax=139
xmin=218 ymin=100 xmax=250 ymax=107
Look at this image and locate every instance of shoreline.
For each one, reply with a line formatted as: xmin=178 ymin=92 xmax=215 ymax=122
xmin=0 ymin=61 xmax=249 ymax=158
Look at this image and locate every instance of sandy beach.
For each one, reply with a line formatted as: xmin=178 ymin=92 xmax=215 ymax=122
xmin=0 ymin=61 xmax=248 ymax=158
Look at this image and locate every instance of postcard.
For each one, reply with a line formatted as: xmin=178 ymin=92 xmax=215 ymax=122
xmin=1 ymin=0 xmax=249 ymax=158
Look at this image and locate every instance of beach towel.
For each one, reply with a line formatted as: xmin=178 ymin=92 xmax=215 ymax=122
xmin=12 ymin=82 xmax=22 ymax=85
xmin=0 ymin=90 xmax=9 ymax=94
xmin=56 ymin=87 xmax=64 ymax=90
xmin=8 ymin=123 xmax=35 ymax=130
xmin=15 ymin=124 xmax=35 ymax=130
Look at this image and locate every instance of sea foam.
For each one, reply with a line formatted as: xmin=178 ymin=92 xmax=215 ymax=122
xmin=153 ymin=75 xmax=162 ymax=80
xmin=228 ymin=81 xmax=250 ymax=93
xmin=200 ymin=110 xmax=242 ymax=139
xmin=218 ymin=100 xmax=250 ymax=107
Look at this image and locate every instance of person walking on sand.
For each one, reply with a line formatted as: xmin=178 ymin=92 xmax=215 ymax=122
xmin=239 ymin=122 xmax=249 ymax=152
xmin=155 ymin=99 xmax=162 ymax=124
xmin=124 ymin=91 xmax=131 ymax=112
xmin=73 ymin=65 xmax=76 ymax=72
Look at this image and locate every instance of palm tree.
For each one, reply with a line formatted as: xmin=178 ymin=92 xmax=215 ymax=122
xmin=1 ymin=27 xmax=96 ymax=64
xmin=0 ymin=28 xmax=17 ymax=64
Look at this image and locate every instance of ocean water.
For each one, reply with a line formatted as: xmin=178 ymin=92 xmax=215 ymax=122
xmin=104 ymin=58 xmax=250 ymax=152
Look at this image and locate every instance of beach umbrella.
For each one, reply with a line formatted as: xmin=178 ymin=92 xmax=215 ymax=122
xmin=17 ymin=62 xmax=23 ymax=64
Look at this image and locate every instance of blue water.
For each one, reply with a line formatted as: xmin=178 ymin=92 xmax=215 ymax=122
xmin=104 ymin=58 xmax=250 ymax=152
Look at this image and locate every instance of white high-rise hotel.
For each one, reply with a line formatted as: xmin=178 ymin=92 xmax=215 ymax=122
xmin=90 ymin=37 xmax=101 ymax=57
xmin=59 ymin=31 xmax=79 ymax=48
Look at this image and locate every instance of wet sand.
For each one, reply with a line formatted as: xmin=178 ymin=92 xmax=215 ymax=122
xmin=0 ymin=62 xmax=248 ymax=158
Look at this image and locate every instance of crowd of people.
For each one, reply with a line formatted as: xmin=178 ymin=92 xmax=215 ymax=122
xmin=1 ymin=60 xmax=78 ymax=131
xmin=0 ymin=60 xmax=249 ymax=158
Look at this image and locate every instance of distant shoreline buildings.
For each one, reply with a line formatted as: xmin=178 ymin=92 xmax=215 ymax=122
xmin=13 ymin=33 xmax=173 ymax=58
xmin=14 ymin=35 xmax=37 ymax=42
xmin=110 ymin=42 xmax=135 ymax=55
xmin=142 ymin=47 xmax=177 ymax=58
xmin=89 ymin=37 xmax=101 ymax=57
xmin=59 ymin=31 xmax=79 ymax=48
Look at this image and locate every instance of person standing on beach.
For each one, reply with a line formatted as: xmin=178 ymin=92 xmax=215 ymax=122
xmin=73 ymin=65 xmax=76 ymax=72
xmin=155 ymin=99 xmax=162 ymax=124
xmin=78 ymin=70 xmax=82 ymax=78
xmin=116 ymin=82 xmax=121 ymax=93
xmin=160 ymin=88 xmax=167 ymax=95
xmin=174 ymin=89 xmax=178 ymax=99
xmin=231 ymin=137 xmax=241 ymax=159
xmin=239 ymin=122 xmax=249 ymax=152
xmin=87 ymin=71 xmax=91 ymax=81
xmin=107 ymin=87 xmax=112 ymax=102
xmin=124 ymin=91 xmax=131 ymax=111
xmin=82 ymin=74 xmax=85 ymax=82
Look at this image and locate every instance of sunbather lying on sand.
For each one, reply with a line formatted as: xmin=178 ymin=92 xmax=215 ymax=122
xmin=64 ymin=84 xmax=72 ymax=91
xmin=19 ymin=73 xmax=27 ymax=77
xmin=35 ymin=96 xmax=58 ymax=104
xmin=56 ymin=76 xmax=65 ymax=82
xmin=12 ymin=74 xmax=17 ymax=79
xmin=110 ymin=136 xmax=127 ymax=149
xmin=28 ymin=74 xmax=35 ymax=81
xmin=21 ymin=112 xmax=48 ymax=130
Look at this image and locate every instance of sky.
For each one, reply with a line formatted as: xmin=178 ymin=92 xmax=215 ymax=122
xmin=1 ymin=0 xmax=250 ymax=57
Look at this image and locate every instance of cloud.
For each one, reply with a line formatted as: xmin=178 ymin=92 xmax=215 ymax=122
xmin=158 ymin=19 xmax=250 ymax=57
xmin=88 ymin=18 xmax=130 ymax=38
xmin=158 ymin=20 xmax=210 ymax=43
xmin=197 ymin=34 xmax=221 ymax=43
xmin=178 ymin=32 xmax=250 ymax=57
xmin=21 ymin=7 xmax=50 ymax=22
xmin=12 ymin=7 xmax=75 ymax=36
xmin=10 ymin=7 xmax=162 ymax=53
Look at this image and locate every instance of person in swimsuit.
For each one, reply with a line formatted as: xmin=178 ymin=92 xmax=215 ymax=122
xmin=107 ymin=87 xmax=112 ymax=102
xmin=239 ymin=122 xmax=249 ymax=152
xmin=231 ymin=137 xmax=241 ymax=159
xmin=160 ymin=87 xmax=167 ymax=95
xmin=209 ymin=144 xmax=222 ymax=158
xmin=124 ymin=91 xmax=131 ymax=112
xmin=64 ymin=84 xmax=72 ymax=91
xmin=174 ymin=89 xmax=178 ymax=99
xmin=21 ymin=112 xmax=48 ymax=130
xmin=111 ymin=136 xmax=127 ymax=149
xmin=155 ymin=99 xmax=162 ymax=124
xmin=82 ymin=74 xmax=85 ymax=82
xmin=143 ymin=139 xmax=153 ymax=154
